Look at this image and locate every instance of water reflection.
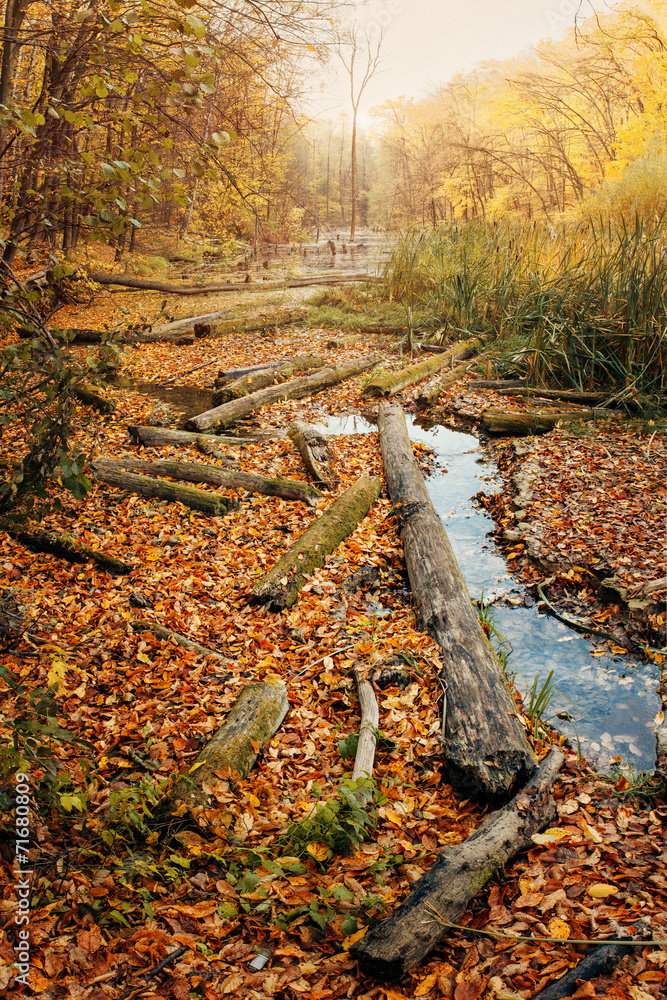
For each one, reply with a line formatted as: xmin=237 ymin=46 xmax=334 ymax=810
xmin=316 ymin=413 xmax=660 ymax=770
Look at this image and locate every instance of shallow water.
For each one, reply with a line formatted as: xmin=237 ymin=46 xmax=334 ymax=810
xmin=316 ymin=413 xmax=660 ymax=772
xmin=113 ymin=373 xmax=660 ymax=770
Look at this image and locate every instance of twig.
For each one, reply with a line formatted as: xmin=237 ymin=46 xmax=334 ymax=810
xmin=294 ymin=642 xmax=358 ymax=677
xmin=113 ymin=945 xmax=191 ymax=1000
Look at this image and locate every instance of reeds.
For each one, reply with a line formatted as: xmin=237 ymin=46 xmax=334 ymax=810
xmin=383 ymin=215 xmax=667 ymax=407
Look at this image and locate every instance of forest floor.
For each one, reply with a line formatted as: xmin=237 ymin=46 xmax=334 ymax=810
xmin=0 ymin=262 xmax=666 ymax=1000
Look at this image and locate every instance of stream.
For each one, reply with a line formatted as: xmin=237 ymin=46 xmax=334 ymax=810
xmin=119 ymin=381 xmax=660 ymax=773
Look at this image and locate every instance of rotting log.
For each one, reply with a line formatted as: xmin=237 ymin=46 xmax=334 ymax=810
xmin=350 ymin=749 xmax=564 ymax=981
xmin=131 ymin=619 xmax=224 ymax=659
xmin=150 ymin=310 xmax=232 ymax=335
xmin=530 ymin=938 xmax=638 ymax=1000
xmin=378 ymin=401 xmax=536 ymax=799
xmin=0 ymin=522 xmax=131 ymax=575
xmin=252 ymin=472 xmax=381 ymax=611
xmin=481 ymin=406 xmax=610 ymax=437
xmin=171 ymin=682 xmax=289 ymax=807
xmin=212 ymin=354 xmax=326 ymax=405
xmin=352 ymin=669 xmax=379 ymax=785
xmin=206 ymin=308 xmax=306 ymax=339
xmin=185 ymin=353 xmax=383 ymax=433
xmin=363 ymin=338 xmax=483 ymax=398
xmin=72 ymin=383 xmax=115 ymax=413
xmin=192 ymin=438 xmax=240 ymax=468
xmin=288 ymin=420 xmax=338 ymax=489
xmin=92 ymin=464 xmax=236 ymax=516
xmin=495 ymin=386 xmax=609 ymax=406
xmin=417 ymin=360 xmax=476 ymax=408
xmin=214 ymin=362 xmax=281 ymax=387
xmin=95 ymin=457 xmax=321 ymax=507
xmin=467 ymin=378 xmax=526 ymax=389
xmin=90 ymin=271 xmax=375 ymax=295
xmin=127 ymin=425 xmax=283 ymax=450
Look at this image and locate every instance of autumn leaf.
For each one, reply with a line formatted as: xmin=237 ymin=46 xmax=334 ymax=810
xmin=306 ymin=841 xmax=330 ymax=862
xmin=531 ymin=827 xmax=568 ymax=845
xmin=548 ymin=917 xmax=570 ymax=939
xmin=586 ymin=883 xmax=618 ymax=899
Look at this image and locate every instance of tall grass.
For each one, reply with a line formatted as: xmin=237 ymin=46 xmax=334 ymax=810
xmin=383 ymin=216 xmax=667 ymax=406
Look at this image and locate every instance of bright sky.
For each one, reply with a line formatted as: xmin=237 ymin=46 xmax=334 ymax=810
xmin=308 ymin=0 xmax=625 ymax=125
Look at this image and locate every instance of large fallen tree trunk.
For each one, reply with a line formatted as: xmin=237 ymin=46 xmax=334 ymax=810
xmin=131 ymin=619 xmax=224 ymax=659
xmin=481 ymin=406 xmax=610 ymax=436
xmin=92 ymin=464 xmax=236 ymax=516
xmin=378 ymin=401 xmax=536 ymax=799
xmin=127 ymin=425 xmax=284 ymax=450
xmin=213 ymin=354 xmax=326 ymax=405
xmin=171 ymin=682 xmax=289 ymax=807
xmin=185 ymin=353 xmax=383 ymax=433
xmin=252 ymin=472 xmax=381 ymax=610
xmin=350 ymin=749 xmax=564 ymax=981
xmin=95 ymin=457 xmax=321 ymax=507
xmin=288 ymin=420 xmax=338 ymax=489
xmin=214 ymin=361 xmax=282 ymax=387
xmin=0 ymin=522 xmax=131 ymax=575
xmin=416 ymin=360 xmax=476 ymax=408
xmin=90 ymin=271 xmax=375 ymax=295
xmin=363 ymin=338 xmax=483 ymax=398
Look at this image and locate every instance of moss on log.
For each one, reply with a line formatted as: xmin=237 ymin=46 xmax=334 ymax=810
xmin=72 ymin=383 xmax=115 ymax=413
xmin=1 ymin=522 xmax=130 ymax=575
xmin=185 ymin=353 xmax=383 ymax=433
xmin=481 ymin=406 xmax=609 ymax=436
xmin=416 ymin=360 xmax=476 ymax=407
xmin=378 ymin=401 xmax=535 ymax=799
xmin=131 ymin=619 xmax=223 ymax=658
xmin=213 ymin=354 xmax=326 ymax=405
xmin=252 ymin=472 xmax=381 ymax=610
xmin=288 ymin=420 xmax=338 ymax=488
xmin=363 ymin=338 xmax=483 ymax=398
xmin=350 ymin=749 xmax=564 ymax=981
xmin=92 ymin=464 xmax=235 ymax=516
xmin=207 ymin=309 xmax=306 ymax=338
xmin=171 ymin=682 xmax=289 ymax=806
xmin=96 ymin=456 xmax=321 ymax=507
xmin=127 ymin=425 xmax=283 ymax=450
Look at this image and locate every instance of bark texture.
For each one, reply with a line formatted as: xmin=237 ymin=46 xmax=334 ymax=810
xmin=350 ymin=749 xmax=564 ymax=980
xmin=288 ymin=420 xmax=338 ymax=488
xmin=171 ymin=682 xmax=289 ymax=806
xmin=363 ymin=338 xmax=482 ymax=398
xmin=352 ymin=669 xmax=379 ymax=784
xmin=127 ymin=425 xmax=283 ymax=449
xmin=92 ymin=464 xmax=235 ymax=516
xmin=481 ymin=407 xmax=608 ymax=436
xmin=96 ymin=457 xmax=321 ymax=507
xmin=252 ymin=473 xmax=381 ymax=610
xmin=212 ymin=354 xmax=326 ymax=405
xmin=378 ymin=401 xmax=536 ymax=799
xmin=185 ymin=353 xmax=383 ymax=433
xmin=0 ymin=522 xmax=130 ymax=575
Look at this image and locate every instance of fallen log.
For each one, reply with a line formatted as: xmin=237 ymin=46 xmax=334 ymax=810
xmin=252 ymin=472 xmax=381 ymax=610
xmin=350 ymin=749 xmax=564 ymax=980
xmin=288 ymin=420 xmax=338 ymax=489
xmin=481 ymin=407 xmax=610 ymax=436
xmin=131 ymin=619 xmax=224 ymax=659
xmin=1 ymin=522 xmax=131 ymax=575
xmin=185 ymin=353 xmax=383 ymax=433
xmin=467 ymin=378 xmax=526 ymax=389
xmin=417 ymin=360 xmax=476 ymax=408
xmin=72 ymin=383 xmax=115 ymax=413
xmin=495 ymin=386 xmax=609 ymax=406
xmin=378 ymin=401 xmax=535 ymax=798
xmin=530 ymin=938 xmax=637 ymax=1000
xmin=90 ymin=271 xmax=375 ymax=295
xmin=363 ymin=338 xmax=483 ymax=398
xmin=127 ymin=425 xmax=282 ymax=449
xmin=171 ymin=682 xmax=289 ymax=807
xmin=352 ymin=668 xmax=379 ymax=784
xmin=151 ymin=310 xmax=232 ymax=335
xmin=206 ymin=308 xmax=306 ymax=339
xmin=95 ymin=457 xmax=321 ymax=507
xmin=214 ymin=362 xmax=281 ymax=387
xmin=212 ymin=354 xmax=326 ymax=405
xmin=92 ymin=464 xmax=236 ymax=516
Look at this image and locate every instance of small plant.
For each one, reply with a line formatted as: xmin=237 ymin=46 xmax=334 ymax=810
xmin=476 ymin=590 xmax=515 ymax=682
xmin=106 ymin=775 xmax=170 ymax=840
xmin=606 ymin=762 xmax=665 ymax=805
xmin=278 ymin=777 xmax=384 ymax=863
